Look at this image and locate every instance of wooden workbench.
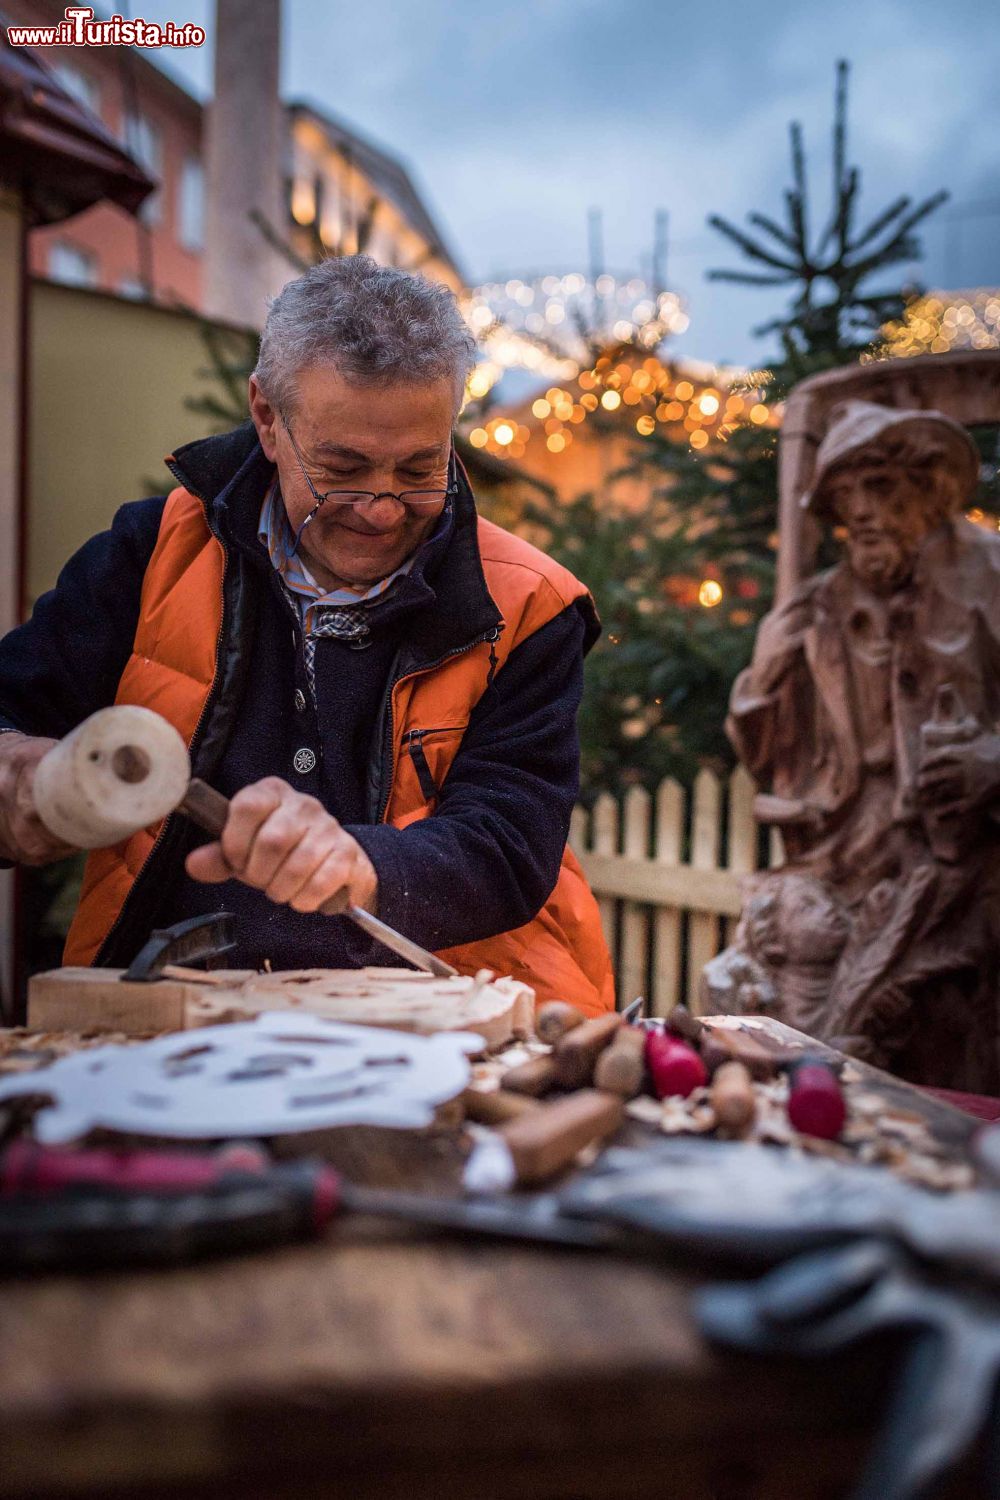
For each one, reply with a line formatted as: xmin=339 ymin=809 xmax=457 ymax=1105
xmin=0 ymin=1022 xmax=987 ymax=1500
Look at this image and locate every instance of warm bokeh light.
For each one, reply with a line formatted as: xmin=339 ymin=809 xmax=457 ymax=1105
xmin=290 ymin=178 xmax=316 ymax=225
xmin=698 ymin=579 xmax=724 ymax=608
xmin=460 ymin=333 xmax=774 ymax=462
xmin=880 ymin=290 xmax=1000 ymax=359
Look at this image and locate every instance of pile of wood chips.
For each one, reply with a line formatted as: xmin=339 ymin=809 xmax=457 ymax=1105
xmin=471 ymin=1036 xmax=977 ymax=1194
xmin=2 ymin=1014 xmax=980 ymax=1194
xmin=0 ymin=1027 xmax=154 ymax=1075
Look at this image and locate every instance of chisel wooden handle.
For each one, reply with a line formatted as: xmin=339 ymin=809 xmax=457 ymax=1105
xmin=553 ymin=1012 xmax=622 ymax=1088
xmin=178 ymin=779 xmax=457 ymax=978
xmin=594 ymin=1025 xmax=647 ymax=1098
xmin=497 ymin=1089 xmax=624 ymax=1185
xmin=461 ymin=1088 xmax=540 ymax=1126
xmin=180 ymin=778 xmax=346 ymax=920
xmin=535 ymin=1001 xmax=585 ymax=1045
xmin=709 ymin=1060 xmax=756 ymax=1136
xmin=697 ymin=1022 xmax=790 ymax=1080
xmin=501 ymin=1054 xmax=559 ymax=1097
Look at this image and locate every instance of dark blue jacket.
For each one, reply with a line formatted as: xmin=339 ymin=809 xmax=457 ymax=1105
xmin=0 ymin=423 xmax=599 ymax=970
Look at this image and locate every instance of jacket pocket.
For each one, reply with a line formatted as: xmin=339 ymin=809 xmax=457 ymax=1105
xmin=402 ymin=726 xmax=466 ymax=801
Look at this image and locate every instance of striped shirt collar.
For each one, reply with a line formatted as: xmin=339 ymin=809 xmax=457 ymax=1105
xmin=257 ymin=477 xmax=417 ymax=631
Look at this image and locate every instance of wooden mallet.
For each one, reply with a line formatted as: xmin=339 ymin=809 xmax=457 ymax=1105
xmin=32 ymin=706 xmax=457 ymax=976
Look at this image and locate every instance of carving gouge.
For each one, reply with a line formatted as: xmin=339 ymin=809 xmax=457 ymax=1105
xmin=0 ymin=1140 xmax=616 ymax=1270
xmin=181 ymin=778 xmax=458 ymax=978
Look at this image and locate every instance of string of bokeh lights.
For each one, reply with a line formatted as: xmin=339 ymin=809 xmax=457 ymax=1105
xmin=459 ymin=279 xmax=1000 ymax=626
xmin=461 ymin=272 xmax=775 ymax=463
xmin=876 ymin=290 xmax=1000 ymax=360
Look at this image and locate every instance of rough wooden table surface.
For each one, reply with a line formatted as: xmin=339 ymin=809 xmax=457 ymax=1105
xmin=0 ymin=1019 xmax=984 ymax=1500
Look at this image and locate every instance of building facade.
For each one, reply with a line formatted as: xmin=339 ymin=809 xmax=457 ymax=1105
xmin=6 ymin=0 xmax=463 ymax=311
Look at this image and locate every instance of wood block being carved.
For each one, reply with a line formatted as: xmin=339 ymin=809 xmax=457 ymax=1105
xmin=28 ymin=967 xmax=255 ymax=1035
xmin=28 ymin=966 xmax=535 ymax=1051
xmin=191 ymin=968 xmax=535 ymax=1050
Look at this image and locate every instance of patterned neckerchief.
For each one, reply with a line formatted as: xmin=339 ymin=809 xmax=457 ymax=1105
xmin=258 ymin=476 xmax=419 ymax=693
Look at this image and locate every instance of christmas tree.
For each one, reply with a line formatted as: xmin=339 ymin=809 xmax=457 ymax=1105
xmin=526 ymin=61 xmax=948 ymax=795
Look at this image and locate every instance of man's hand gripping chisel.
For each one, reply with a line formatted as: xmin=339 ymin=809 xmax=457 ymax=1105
xmin=31 ymin=704 xmax=457 ymax=977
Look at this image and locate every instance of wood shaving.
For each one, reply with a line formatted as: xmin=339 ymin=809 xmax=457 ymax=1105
xmin=620 ymin=1067 xmax=977 ymax=1193
xmin=624 ymin=1096 xmax=663 ymax=1127
xmin=0 ymin=1027 xmax=152 ymax=1075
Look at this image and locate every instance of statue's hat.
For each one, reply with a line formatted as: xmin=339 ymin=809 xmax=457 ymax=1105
xmin=802 ymin=399 xmax=980 ymax=517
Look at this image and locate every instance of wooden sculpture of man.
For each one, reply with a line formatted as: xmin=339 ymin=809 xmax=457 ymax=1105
xmin=720 ymin=399 xmax=1000 ymax=1091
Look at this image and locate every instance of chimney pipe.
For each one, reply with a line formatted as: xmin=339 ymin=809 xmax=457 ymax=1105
xmin=203 ymin=0 xmax=287 ymax=327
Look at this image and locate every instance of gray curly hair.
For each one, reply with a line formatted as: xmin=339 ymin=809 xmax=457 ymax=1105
xmin=253 ymin=255 xmax=476 ymax=414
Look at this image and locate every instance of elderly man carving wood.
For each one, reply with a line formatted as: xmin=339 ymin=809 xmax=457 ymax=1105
xmin=720 ymin=399 xmax=1000 ymax=1090
xmin=0 ymin=257 xmax=614 ymax=1013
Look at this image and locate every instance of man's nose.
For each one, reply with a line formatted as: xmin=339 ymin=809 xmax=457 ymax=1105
xmin=357 ymin=495 xmax=406 ymax=531
xmin=844 ymin=486 xmax=875 ymax=524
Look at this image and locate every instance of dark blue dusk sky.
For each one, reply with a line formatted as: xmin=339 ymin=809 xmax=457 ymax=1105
xmin=141 ymin=0 xmax=999 ymax=367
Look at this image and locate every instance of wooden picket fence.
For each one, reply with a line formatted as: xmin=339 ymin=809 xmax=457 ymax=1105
xmin=569 ymin=767 xmax=777 ymax=1015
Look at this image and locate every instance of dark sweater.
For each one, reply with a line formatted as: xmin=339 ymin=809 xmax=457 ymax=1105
xmin=0 ymin=426 xmax=596 ymax=970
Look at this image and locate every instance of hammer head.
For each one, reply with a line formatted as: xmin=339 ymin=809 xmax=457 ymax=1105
xmin=33 ymin=706 xmax=191 ymax=849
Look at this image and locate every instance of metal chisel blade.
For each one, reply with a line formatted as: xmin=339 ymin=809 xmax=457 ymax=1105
xmin=345 ymin=905 xmax=458 ymax=978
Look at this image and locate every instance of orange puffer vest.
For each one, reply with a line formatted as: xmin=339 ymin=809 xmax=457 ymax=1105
xmin=65 ymin=487 xmax=615 ymax=1016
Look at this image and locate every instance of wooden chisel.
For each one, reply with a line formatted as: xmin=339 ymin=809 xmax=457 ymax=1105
xmin=181 ymin=778 xmax=458 ymax=978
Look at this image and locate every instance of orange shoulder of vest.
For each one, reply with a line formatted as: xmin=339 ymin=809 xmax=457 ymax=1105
xmin=475 ymin=516 xmax=592 ymax=611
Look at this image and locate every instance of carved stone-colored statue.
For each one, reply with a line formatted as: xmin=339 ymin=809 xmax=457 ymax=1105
xmin=716 ymin=399 xmax=1000 ymax=1091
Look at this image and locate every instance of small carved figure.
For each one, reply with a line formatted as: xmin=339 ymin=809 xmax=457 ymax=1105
xmin=716 ymin=399 xmax=1000 ymax=1091
xmin=703 ymin=873 xmax=850 ymax=1037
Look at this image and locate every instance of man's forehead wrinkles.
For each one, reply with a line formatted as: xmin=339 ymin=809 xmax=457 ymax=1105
xmin=313 ymin=442 xmax=369 ymax=461
xmin=311 ymin=439 xmax=447 ymax=463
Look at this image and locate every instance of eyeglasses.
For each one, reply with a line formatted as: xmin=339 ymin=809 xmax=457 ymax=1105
xmin=280 ymin=415 xmax=456 ymax=541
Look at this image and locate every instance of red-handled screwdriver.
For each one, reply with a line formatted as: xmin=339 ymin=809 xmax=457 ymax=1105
xmin=0 ymin=1141 xmax=613 ymax=1271
xmin=0 ymin=1138 xmax=269 ymax=1196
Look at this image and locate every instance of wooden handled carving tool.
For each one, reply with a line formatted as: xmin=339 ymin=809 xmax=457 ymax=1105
xmin=0 ymin=1141 xmax=617 ymax=1268
xmin=182 ymin=778 xmax=458 ymax=978
xmin=463 ymin=1089 xmax=624 ymax=1192
xmin=32 ymin=707 xmax=457 ymax=979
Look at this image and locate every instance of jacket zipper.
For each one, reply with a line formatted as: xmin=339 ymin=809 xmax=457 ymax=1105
xmin=377 ymin=625 xmax=502 ymax=824
xmin=401 ymin=725 xmax=466 ymax=743
xmin=95 ymin=465 xmax=230 ymax=964
xmin=403 ymin=726 xmax=467 ymax=802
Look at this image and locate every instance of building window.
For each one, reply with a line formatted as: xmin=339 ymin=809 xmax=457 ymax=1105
xmin=177 ymin=157 xmax=204 ymax=252
xmin=48 ymin=242 xmax=98 ymax=288
xmin=290 ymin=175 xmax=316 ymax=226
xmin=124 ymin=111 xmax=163 ymax=225
xmin=52 ymin=62 xmax=100 ymax=117
xmin=118 ymin=276 xmax=147 ymax=300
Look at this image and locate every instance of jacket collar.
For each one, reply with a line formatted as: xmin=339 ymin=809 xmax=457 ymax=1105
xmin=166 ymin=422 xmax=503 ymax=666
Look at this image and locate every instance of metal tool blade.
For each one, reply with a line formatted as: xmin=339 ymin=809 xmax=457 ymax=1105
xmin=345 ymin=906 xmax=458 ymax=978
xmin=124 ymin=912 xmax=237 ymax=982
xmin=342 ymin=1183 xmax=619 ymax=1249
xmin=180 ymin=779 xmax=457 ymax=978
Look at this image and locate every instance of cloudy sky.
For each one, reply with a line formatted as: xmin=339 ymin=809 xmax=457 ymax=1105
xmin=145 ymin=0 xmax=998 ymax=366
